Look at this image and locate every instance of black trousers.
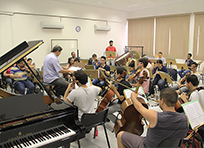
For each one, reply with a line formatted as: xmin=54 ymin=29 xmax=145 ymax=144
xmin=51 ymin=78 xmax=69 ymax=96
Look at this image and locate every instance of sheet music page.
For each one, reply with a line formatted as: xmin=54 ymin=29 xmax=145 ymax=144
xmin=182 ymin=100 xmax=204 ymax=129
xmin=68 ymin=66 xmax=81 ymax=71
xmin=123 ymin=86 xmax=148 ymax=104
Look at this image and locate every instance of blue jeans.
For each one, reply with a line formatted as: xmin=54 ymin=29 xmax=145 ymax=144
xmin=177 ymin=69 xmax=190 ymax=78
xmin=153 ymin=77 xmax=165 ymax=91
xmin=14 ymin=79 xmax=35 ymax=94
xmin=92 ymin=78 xmax=105 ymax=88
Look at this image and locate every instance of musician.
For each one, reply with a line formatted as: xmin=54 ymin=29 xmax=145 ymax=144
xmin=156 ymin=52 xmax=166 ymax=65
xmin=92 ymin=54 xmax=101 ymax=69
xmin=131 ymin=58 xmax=150 ymax=96
xmin=171 ymin=62 xmax=201 ymax=95
xmin=63 ymin=70 xmax=102 ymax=120
xmin=67 ymin=57 xmax=74 ymax=68
xmin=149 ymin=60 xmax=168 ymax=97
xmin=108 ymin=66 xmax=132 ymax=123
xmin=27 ymin=58 xmax=35 ymax=82
xmin=141 ymin=55 xmax=154 ymax=71
xmin=178 ymin=53 xmax=194 ymax=78
xmin=70 ymin=51 xmax=80 ymax=62
xmin=10 ymin=59 xmax=35 ymax=95
xmin=117 ymin=88 xmax=189 ymax=148
xmin=3 ymin=66 xmax=14 ymax=88
xmin=105 ymin=40 xmax=118 ymax=66
xmin=126 ymin=60 xmax=137 ymax=84
xmin=43 ymin=45 xmax=74 ymax=96
xmin=180 ymin=75 xmax=204 ymax=109
xmin=92 ymin=56 xmax=110 ymax=88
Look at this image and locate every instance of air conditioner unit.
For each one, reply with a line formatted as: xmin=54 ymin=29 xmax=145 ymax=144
xmin=94 ymin=25 xmax=111 ymax=31
xmin=40 ymin=21 xmax=64 ymax=29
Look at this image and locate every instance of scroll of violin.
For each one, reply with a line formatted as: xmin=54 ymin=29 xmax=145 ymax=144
xmin=114 ymin=70 xmax=148 ymax=136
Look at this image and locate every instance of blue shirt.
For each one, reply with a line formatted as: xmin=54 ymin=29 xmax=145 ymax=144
xmin=96 ymin=64 xmax=110 ymax=76
xmin=43 ymin=52 xmax=63 ymax=83
xmin=185 ymin=59 xmax=194 ymax=67
xmin=10 ymin=65 xmax=27 ymax=81
xmin=156 ymin=57 xmax=166 ymax=64
xmin=92 ymin=61 xmax=101 ymax=70
xmin=153 ymin=66 xmax=168 ymax=79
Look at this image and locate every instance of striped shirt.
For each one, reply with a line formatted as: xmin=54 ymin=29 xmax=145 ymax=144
xmin=10 ymin=65 xmax=27 ymax=81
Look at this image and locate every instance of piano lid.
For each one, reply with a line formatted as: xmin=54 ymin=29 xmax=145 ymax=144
xmin=0 ymin=40 xmax=44 ymax=73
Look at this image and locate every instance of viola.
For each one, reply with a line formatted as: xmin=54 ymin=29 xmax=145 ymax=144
xmin=114 ymin=70 xmax=148 ymax=136
xmin=127 ymin=68 xmax=141 ymax=82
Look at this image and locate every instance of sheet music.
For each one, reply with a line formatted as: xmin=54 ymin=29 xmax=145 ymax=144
xmin=123 ymin=86 xmax=148 ymax=104
xmin=182 ymin=100 xmax=204 ymax=129
xmin=68 ymin=66 xmax=82 ymax=71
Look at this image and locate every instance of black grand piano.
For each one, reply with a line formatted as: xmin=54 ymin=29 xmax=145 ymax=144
xmin=0 ymin=41 xmax=86 ymax=148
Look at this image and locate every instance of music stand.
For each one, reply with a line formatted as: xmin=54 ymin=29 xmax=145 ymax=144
xmin=84 ymin=70 xmax=99 ymax=79
xmin=85 ymin=65 xmax=94 ymax=69
xmin=176 ymin=64 xmax=188 ymax=70
xmin=110 ymin=66 xmax=116 ymax=72
xmin=150 ymin=59 xmax=158 ymax=65
xmin=105 ymin=51 xmax=116 ymax=63
xmin=158 ymin=71 xmax=173 ymax=84
xmin=166 ymin=58 xmax=177 ymax=68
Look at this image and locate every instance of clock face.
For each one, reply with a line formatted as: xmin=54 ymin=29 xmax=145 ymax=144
xmin=75 ymin=26 xmax=81 ymax=32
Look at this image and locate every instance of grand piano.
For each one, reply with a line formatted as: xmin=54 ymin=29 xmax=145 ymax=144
xmin=0 ymin=41 xmax=86 ymax=148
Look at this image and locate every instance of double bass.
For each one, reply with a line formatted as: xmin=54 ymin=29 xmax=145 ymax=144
xmin=114 ymin=70 xmax=148 ymax=136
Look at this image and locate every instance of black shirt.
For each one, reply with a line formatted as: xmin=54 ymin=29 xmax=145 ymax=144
xmin=118 ymin=79 xmax=132 ymax=104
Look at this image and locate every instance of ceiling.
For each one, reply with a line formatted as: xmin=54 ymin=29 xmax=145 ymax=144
xmin=53 ymin=0 xmax=190 ymax=12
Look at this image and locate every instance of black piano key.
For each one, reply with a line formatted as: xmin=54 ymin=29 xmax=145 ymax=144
xmin=19 ymin=139 xmax=26 ymax=147
xmin=3 ymin=144 xmax=8 ymax=148
xmin=42 ymin=131 xmax=51 ymax=139
xmin=15 ymin=140 xmax=22 ymax=148
xmin=8 ymin=142 xmax=13 ymax=148
xmin=51 ymin=129 xmax=59 ymax=136
xmin=37 ymin=133 xmax=45 ymax=141
xmin=46 ymin=130 xmax=53 ymax=138
xmin=13 ymin=140 xmax=20 ymax=148
xmin=54 ymin=128 xmax=63 ymax=135
xmin=48 ymin=130 xmax=56 ymax=137
xmin=21 ymin=138 xmax=28 ymax=147
xmin=28 ymin=136 xmax=35 ymax=144
xmin=34 ymin=134 xmax=41 ymax=142
xmin=24 ymin=137 xmax=31 ymax=146
xmin=30 ymin=135 xmax=38 ymax=143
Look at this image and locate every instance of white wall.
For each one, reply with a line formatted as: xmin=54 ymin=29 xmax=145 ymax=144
xmin=0 ymin=0 xmax=128 ymax=68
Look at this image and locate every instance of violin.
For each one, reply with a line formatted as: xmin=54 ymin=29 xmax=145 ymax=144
xmin=99 ymin=68 xmax=105 ymax=81
xmin=95 ymin=59 xmax=99 ymax=66
xmin=114 ymin=70 xmax=148 ymax=136
xmin=127 ymin=68 xmax=141 ymax=82
xmin=180 ymin=71 xmax=191 ymax=84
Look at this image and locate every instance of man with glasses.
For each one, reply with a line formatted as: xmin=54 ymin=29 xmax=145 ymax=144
xmin=171 ymin=62 xmax=201 ymax=94
xmin=92 ymin=56 xmax=110 ymax=88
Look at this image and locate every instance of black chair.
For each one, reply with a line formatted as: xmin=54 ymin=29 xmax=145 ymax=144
xmin=80 ymin=108 xmax=111 ymax=148
xmin=157 ymin=139 xmax=182 ymax=148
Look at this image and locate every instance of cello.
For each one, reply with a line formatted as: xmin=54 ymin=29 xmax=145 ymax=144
xmin=114 ymin=70 xmax=148 ymax=136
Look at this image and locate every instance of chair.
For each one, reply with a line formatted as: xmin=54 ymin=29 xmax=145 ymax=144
xmin=80 ymin=109 xmax=111 ymax=148
xmin=157 ymin=139 xmax=182 ymax=148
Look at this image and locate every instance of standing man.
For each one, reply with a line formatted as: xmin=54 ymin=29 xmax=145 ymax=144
xmin=178 ymin=53 xmax=194 ymax=78
xmin=10 ymin=59 xmax=35 ymax=95
xmin=43 ymin=45 xmax=74 ymax=96
xmin=92 ymin=56 xmax=110 ymax=88
xmin=117 ymin=88 xmax=189 ymax=148
xmin=105 ymin=40 xmax=118 ymax=66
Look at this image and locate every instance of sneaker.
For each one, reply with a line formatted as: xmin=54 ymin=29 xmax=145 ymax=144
xmin=151 ymin=94 xmax=155 ymax=98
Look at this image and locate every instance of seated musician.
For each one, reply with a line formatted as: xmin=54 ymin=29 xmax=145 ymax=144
xmin=63 ymin=70 xmax=102 ymax=120
xmin=178 ymin=53 xmax=194 ymax=79
xmin=180 ymin=75 xmax=204 ymax=109
xmin=43 ymin=45 xmax=74 ymax=96
xmin=149 ymin=60 xmax=168 ymax=97
xmin=92 ymin=56 xmax=110 ymax=88
xmin=108 ymin=66 xmax=132 ymax=123
xmin=171 ymin=62 xmax=201 ymax=94
xmin=117 ymin=88 xmax=189 ymax=148
xmin=126 ymin=60 xmax=137 ymax=84
xmin=92 ymin=54 xmax=101 ymax=69
xmin=70 ymin=51 xmax=80 ymax=62
xmin=10 ymin=59 xmax=35 ymax=95
xmin=141 ymin=55 xmax=154 ymax=71
xmin=156 ymin=52 xmax=166 ymax=66
xmin=3 ymin=66 xmax=14 ymax=88
xmin=131 ymin=58 xmax=150 ymax=97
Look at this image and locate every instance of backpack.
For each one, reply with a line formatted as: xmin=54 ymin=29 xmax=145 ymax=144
xmin=181 ymin=130 xmax=203 ymax=148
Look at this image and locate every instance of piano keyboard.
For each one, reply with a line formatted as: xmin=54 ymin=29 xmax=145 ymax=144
xmin=1 ymin=125 xmax=76 ymax=148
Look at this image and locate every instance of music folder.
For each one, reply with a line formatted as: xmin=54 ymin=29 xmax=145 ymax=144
xmin=105 ymin=51 xmax=116 ymax=61
xmin=158 ymin=71 xmax=173 ymax=84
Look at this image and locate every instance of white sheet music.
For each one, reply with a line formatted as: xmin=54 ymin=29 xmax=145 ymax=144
xmin=123 ymin=86 xmax=148 ymax=104
xmin=68 ymin=66 xmax=82 ymax=71
xmin=182 ymin=100 xmax=204 ymax=129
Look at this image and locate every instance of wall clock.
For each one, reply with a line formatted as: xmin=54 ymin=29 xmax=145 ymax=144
xmin=75 ymin=26 xmax=81 ymax=32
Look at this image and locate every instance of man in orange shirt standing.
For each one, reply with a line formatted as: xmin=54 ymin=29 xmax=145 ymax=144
xmin=105 ymin=40 xmax=118 ymax=66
